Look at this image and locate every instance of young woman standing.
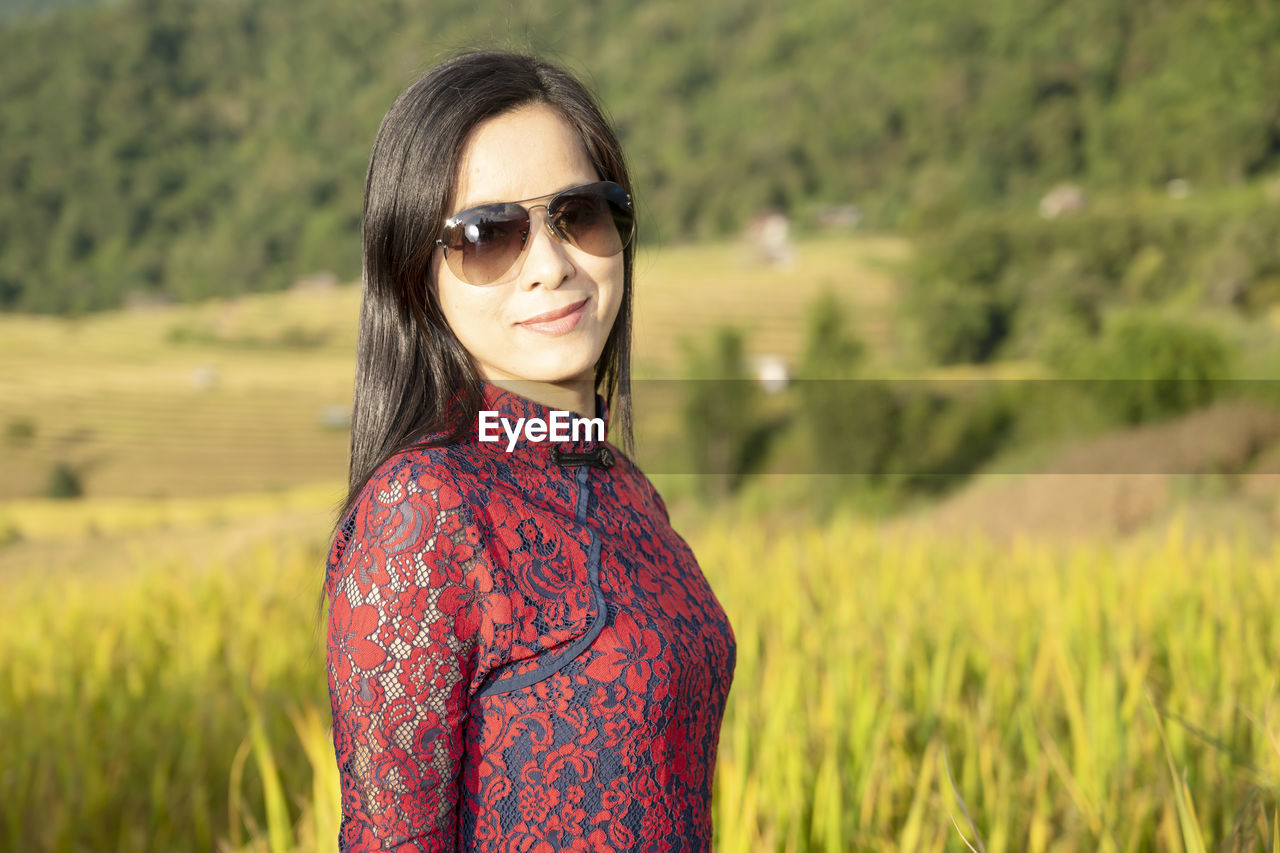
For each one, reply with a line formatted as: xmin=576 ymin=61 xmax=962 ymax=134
xmin=325 ymin=51 xmax=736 ymax=851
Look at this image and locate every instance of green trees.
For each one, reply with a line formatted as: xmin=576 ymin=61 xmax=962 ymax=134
xmin=3 ymin=0 xmax=1279 ymax=314
xmin=678 ymin=327 xmax=772 ymax=498
xmin=1049 ymin=312 xmax=1236 ymax=425
xmin=905 ymin=196 xmax=1280 ymax=369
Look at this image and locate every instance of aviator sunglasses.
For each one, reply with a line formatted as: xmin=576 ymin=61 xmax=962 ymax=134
xmin=436 ymin=180 xmax=635 ymax=286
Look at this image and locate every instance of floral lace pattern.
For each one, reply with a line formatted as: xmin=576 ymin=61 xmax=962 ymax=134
xmin=326 ymin=384 xmax=737 ymax=851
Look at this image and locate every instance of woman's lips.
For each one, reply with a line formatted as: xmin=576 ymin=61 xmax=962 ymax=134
xmin=518 ymin=298 xmax=588 ymax=335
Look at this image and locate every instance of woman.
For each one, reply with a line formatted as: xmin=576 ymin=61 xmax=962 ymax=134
xmin=324 ymin=51 xmax=737 ymax=852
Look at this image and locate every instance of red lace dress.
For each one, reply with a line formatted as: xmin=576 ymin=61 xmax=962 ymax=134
xmin=325 ymin=382 xmax=737 ymax=852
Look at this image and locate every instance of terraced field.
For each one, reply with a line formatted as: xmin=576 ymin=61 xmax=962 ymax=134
xmin=0 ymin=235 xmax=906 ymax=500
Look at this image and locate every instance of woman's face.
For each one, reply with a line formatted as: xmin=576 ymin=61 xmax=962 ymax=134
xmin=431 ymin=103 xmax=624 ymax=388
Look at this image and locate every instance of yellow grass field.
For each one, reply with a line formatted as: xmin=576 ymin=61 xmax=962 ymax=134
xmin=1 ymin=489 xmax=1278 ymax=851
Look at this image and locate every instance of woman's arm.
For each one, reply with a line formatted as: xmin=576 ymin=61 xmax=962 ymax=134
xmin=326 ymin=460 xmax=486 ymax=852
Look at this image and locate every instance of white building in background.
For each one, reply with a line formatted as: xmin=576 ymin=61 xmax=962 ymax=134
xmin=1038 ymin=183 xmax=1087 ymax=219
xmin=744 ymin=210 xmax=795 ymax=268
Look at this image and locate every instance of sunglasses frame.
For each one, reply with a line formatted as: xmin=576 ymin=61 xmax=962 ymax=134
xmin=435 ymin=180 xmax=635 ymax=286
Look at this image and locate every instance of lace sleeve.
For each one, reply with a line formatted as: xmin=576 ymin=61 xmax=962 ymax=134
xmin=326 ymin=460 xmax=490 ymax=852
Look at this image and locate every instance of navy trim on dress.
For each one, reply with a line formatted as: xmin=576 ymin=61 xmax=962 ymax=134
xmin=475 ymin=466 xmax=608 ymax=699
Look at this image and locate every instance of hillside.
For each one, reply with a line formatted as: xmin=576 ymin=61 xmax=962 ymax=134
xmin=1 ymin=0 xmax=1278 ymax=313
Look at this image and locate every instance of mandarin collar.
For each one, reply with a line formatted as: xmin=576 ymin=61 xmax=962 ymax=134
xmin=473 ymin=381 xmax=611 ymax=462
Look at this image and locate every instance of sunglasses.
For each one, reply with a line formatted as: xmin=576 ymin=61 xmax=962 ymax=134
xmin=436 ymin=180 xmax=635 ymax=285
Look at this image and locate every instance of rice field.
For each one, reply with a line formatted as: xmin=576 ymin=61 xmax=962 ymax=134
xmin=2 ymin=488 xmax=1278 ymax=851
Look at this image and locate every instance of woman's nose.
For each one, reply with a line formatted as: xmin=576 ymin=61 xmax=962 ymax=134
xmin=517 ymin=207 xmax=575 ymax=290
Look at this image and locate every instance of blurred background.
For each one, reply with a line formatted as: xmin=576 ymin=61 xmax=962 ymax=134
xmin=2 ymin=0 xmax=1280 ymax=850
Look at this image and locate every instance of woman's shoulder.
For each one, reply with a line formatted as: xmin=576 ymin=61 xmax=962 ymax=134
xmin=327 ymin=443 xmax=481 ymax=576
xmin=378 ymin=440 xmax=472 ymax=486
xmin=353 ymin=445 xmax=469 ymax=514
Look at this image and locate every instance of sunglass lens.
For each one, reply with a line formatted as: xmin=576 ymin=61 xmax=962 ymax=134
xmin=445 ymin=203 xmax=529 ymax=284
xmin=551 ymin=183 xmax=634 ymax=257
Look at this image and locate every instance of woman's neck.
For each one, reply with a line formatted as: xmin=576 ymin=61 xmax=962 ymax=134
xmin=483 ymin=377 xmax=595 ymax=419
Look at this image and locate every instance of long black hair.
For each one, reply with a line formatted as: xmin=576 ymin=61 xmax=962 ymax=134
xmin=331 ymin=50 xmax=636 ymax=556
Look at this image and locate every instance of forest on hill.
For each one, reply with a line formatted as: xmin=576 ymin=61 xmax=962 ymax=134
xmin=1 ymin=0 xmax=1278 ymax=314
